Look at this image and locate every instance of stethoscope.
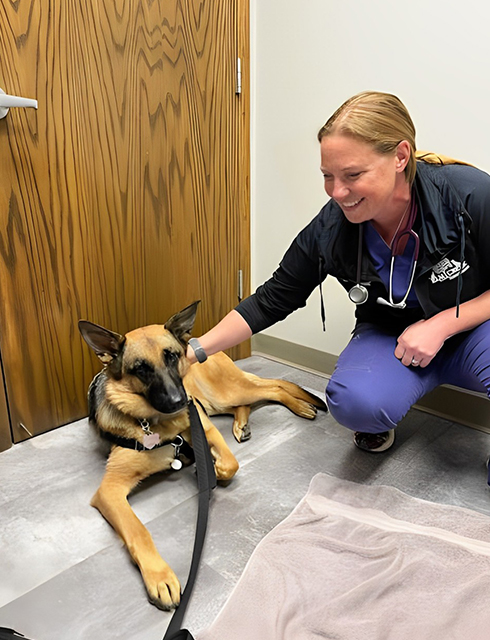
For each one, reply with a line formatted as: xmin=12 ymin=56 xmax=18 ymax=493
xmin=347 ymin=227 xmax=370 ymax=304
xmin=348 ymin=224 xmax=420 ymax=310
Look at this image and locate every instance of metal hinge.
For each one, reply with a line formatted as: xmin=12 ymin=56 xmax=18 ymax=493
xmin=238 ymin=269 xmax=243 ymax=301
xmin=236 ymin=58 xmax=242 ymax=95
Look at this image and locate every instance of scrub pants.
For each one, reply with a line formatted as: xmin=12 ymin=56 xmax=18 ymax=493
xmin=326 ymin=320 xmax=490 ymax=434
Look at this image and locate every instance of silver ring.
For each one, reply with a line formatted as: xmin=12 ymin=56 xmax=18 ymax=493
xmin=411 ymin=358 xmax=420 ymax=366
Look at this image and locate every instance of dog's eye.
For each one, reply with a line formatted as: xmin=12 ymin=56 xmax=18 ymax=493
xmin=130 ymin=361 xmax=153 ymax=382
xmin=164 ymin=349 xmax=180 ymax=366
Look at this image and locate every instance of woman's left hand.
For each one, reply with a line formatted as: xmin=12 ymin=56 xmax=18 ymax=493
xmin=394 ymin=318 xmax=448 ymax=368
xmin=395 ymin=290 xmax=490 ymax=368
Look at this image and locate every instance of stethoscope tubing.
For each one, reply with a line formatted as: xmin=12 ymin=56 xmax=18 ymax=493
xmin=348 ymin=225 xmax=420 ymax=309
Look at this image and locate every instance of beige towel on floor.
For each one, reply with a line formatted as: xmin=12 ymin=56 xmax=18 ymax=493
xmin=197 ymin=474 xmax=490 ymax=640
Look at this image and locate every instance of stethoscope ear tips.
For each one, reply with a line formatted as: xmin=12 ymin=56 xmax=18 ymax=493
xmin=348 ymin=284 xmax=369 ymax=305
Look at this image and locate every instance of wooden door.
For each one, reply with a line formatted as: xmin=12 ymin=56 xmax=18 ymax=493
xmin=0 ymin=0 xmax=250 ymax=448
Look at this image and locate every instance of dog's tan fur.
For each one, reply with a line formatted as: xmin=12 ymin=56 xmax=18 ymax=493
xmin=79 ymin=302 xmax=326 ymax=610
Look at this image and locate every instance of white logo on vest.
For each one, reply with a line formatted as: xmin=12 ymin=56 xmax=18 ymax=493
xmin=430 ymin=257 xmax=469 ymax=283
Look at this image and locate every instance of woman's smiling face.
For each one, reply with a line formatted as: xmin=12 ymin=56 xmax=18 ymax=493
xmin=320 ymin=133 xmax=410 ymax=228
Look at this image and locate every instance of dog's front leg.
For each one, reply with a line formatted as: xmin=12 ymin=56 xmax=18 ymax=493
xmin=195 ymin=406 xmax=239 ymax=481
xmin=91 ymin=447 xmax=181 ymax=611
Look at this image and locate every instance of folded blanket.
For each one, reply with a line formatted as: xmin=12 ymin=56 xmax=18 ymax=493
xmin=198 ymin=473 xmax=490 ymax=640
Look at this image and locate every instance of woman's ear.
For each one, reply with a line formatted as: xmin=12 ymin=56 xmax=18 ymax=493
xmin=395 ymin=140 xmax=411 ymax=173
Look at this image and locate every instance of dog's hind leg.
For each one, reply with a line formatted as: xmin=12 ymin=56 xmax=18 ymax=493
xmin=242 ymin=375 xmax=326 ymax=417
xmin=91 ymin=446 xmax=181 ymax=611
xmin=270 ymin=378 xmax=327 ymax=416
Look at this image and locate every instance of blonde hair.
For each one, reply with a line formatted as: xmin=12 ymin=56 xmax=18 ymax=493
xmin=317 ymin=91 xmax=417 ymax=184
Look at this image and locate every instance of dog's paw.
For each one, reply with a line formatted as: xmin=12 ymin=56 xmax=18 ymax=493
xmin=296 ymin=402 xmax=318 ymax=420
xmin=214 ymin=455 xmax=239 ymax=481
xmin=142 ymin=564 xmax=181 ymax=611
xmin=232 ymin=420 xmax=251 ymax=443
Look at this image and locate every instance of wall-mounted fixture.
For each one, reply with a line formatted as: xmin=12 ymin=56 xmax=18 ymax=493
xmin=0 ymin=88 xmax=38 ymax=119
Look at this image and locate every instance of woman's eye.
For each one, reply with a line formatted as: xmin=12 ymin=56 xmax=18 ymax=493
xmin=348 ymin=172 xmax=362 ymax=179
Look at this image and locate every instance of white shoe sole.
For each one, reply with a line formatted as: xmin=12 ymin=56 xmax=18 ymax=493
xmin=354 ymin=429 xmax=395 ymax=453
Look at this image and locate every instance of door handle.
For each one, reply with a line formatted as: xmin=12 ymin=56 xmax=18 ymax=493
xmin=0 ymin=88 xmax=38 ymax=119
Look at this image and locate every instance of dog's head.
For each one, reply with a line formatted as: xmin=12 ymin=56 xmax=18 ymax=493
xmin=78 ymin=301 xmax=200 ymax=417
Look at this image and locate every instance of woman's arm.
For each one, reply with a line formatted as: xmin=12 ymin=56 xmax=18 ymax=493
xmin=397 ymin=166 xmax=490 ymax=368
xmin=186 ymin=310 xmax=253 ymax=364
xmin=395 ymin=289 xmax=490 ymax=367
xmin=186 ymin=212 xmax=328 ymax=363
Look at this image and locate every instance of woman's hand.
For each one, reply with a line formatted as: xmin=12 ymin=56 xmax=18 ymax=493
xmin=395 ymin=290 xmax=490 ymax=368
xmin=394 ymin=317 xmax=448 ymax=368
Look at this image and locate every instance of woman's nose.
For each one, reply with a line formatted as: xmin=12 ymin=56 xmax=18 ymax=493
xmin=327 ymin=180 xmax=349 ymax=200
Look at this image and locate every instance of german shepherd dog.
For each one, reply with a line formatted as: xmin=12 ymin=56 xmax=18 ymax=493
xmin=78 ymin=301 xmax=326 ymax=611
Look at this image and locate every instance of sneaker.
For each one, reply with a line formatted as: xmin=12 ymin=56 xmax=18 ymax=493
xmin=354 ymin=430 xmax=395 ymax=453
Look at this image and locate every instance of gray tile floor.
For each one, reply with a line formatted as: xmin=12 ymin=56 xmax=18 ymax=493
xmin=1 ymin=355 xmax=490 ymax=640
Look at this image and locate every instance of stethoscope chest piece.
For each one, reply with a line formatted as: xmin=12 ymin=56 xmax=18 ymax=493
xmin=349 ymin=225 xmax=370 ymax=305
xmin=348 ymin=284 xmax=369 ymax=305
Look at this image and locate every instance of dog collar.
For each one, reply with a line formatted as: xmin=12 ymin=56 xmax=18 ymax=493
xmin=98 ymin=428 xmax=195 ymax=462
xmin=97 ymin=398 xmax=205 ymax=459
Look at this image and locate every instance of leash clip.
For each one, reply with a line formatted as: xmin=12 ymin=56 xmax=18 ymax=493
xmin=171 ymin=435 xmax=184 ymax=470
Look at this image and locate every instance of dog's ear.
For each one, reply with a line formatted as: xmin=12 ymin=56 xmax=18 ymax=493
xmin=78 ymin=320 xmax=126 ymax=364
xmin=164 ymin=300 xmax=200 ymax=345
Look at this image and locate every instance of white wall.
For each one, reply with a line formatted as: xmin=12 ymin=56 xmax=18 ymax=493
xmin=250 ymin=0 xmax=490 ymax=356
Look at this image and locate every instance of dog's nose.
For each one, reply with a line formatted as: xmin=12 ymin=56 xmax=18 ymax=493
xmin=166 ymin=387 xmax=187 ymax=410
xmin=148 ymin=382 xmax=187 ymax=415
